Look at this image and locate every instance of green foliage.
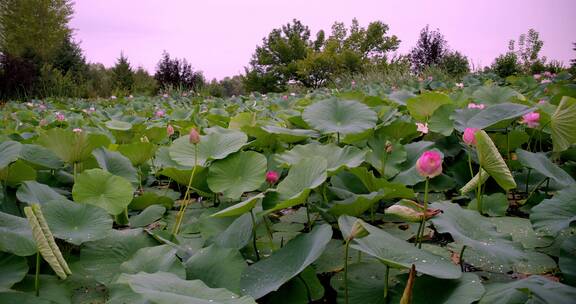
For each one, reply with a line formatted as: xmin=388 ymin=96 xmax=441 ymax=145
xmin=111 ymin=52 xmax=134 ymax=94
xmin=409 ymin=25 xmax=448 ymax=73
xmin=438 ymin=51 xmax=470 ymax=78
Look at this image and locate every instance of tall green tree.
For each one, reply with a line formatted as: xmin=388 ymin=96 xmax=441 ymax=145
xmin=111 ymin=52 xmax=134 ymax=93
xmin=409 ymin=25 xmax=449 ymax=73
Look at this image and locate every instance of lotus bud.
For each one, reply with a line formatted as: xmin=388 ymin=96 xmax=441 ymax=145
xmin=348 ymin=219 xmax=369 ymax=241
xmin=189 ymin=128 xmax=200 ymax=144
xmin=416 ymin=150 xmax=443 ymax=178
xmin=463 ymin=128 xmax=479 ymax=146
xmin=386 ymin=205 xmax=422 ymax=222
xmin=416 ymin=122 xmax=428 ymax=135
xmin=385 ymin=141 xmax=393 ymax=154
xmin=265 ymin=171 xmax=279 ymax=184
xmin=520 ymin=112 xmax=540 ymax=128
xmin=167 ymin=124 xmax=175 ymax=136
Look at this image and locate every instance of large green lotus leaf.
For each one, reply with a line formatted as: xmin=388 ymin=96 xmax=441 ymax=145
xmin=428 ymin=103 xmax=456 ymax=136
xmin=0 ymin=140 xmax=22 ymax=169
xmin=16 ymin=181 xmax=66 ymax=205
xmin=487 ymin=217 xmax=553 ymax=249
xmin=516 ymin=149 xmax=575 ymax=188
xmin=0 ymin=292 xmax=52 ymax=304
xmin=0 ymin=160 xmax=37 ymax=187
xmin=265 ymin=157 xmax=327 ymax=212
xmin=212 ymin=213 xmax=253 ymax=250
xmin=329 ymin=191 xmax=385 ymax=216
xmin=339 ymin=216 xmax=461 ymax=279
xmin=460 ymin=168 xmax=489 ymax=195
xmin=366 ymin=137 xmax=406 ymax=178
xmin=276 ymin=143 xmax=365 ymax=173
xmin=430 ymin=202 xmax=526 ymax=271
xmin=80 ymin=228 xmax=157 ymax=285
xmin=551 ymin=96 xmax=576 ymax=152
xmin=458 ymin=103 xmax=534 ymax=131
xmin=302 ymin=99 xmax=377 ymax=135
xmin=42 ymin=199 xmax=113 ymax=245
xmin=105 ymin=120 xmax=133 ymax=131
xmin=560 ymin=236 xmax=576 ymax=285
xmin=37 ymin=128 xmax=110 ymax=163
xmin=472 ymin=85 xmax=520 ymax=105
xmin=185 ymin=245 xmax=247 ymax=294
xmin=155 ymin=146 xmax=191 ymax=170
xmin=11 ymin=274 xmax=72 ymax=304
xmin=92 ymin=147 xmax=139 ymax=185
xmin=19 ymin=144 xmax=64 ymax=169
xmin=0 ymin=252 xmax=28 ymax=290
xmin=260 ymin=125 xmax=319 ymax=143
xmin=475 ymin=130 xmax=516 ymax=190
xmin=388 ymin=273 xmax=485 ymax=304
xmin=0 ymin=211 xmax=36 ymax=256
xmin=329 ymin=262 xmax=390 ymax=304
xmin=388 ymin=89 xmax=415 ymax=105
xmin=212 ymin=193 xmax=265 ymax=217
xmin=530 ymin=187 xmax=576 ymax=236
xmin=129 ymin=205 xmax=166 ymax=227
xmin=120 ymin=245 xmax=185 ymax=278
xmin=117 ymin=142 xmax=156 ymax=166
xmin=479 ymin=275 xmax=576 ymax=304
xmin=377 ymin=119 xmax=418 ymax=141
xmin=346 ymin=167 xmax=414 ymax=199
xmin=467 ymin=193 xmax=508 ymax=216
xmin=406 ymin=92 xmax=453 ymax=121
xmin=240 ymin=224 xmax=332 ymax=299
xmin=208 ymin=151 xmax=267 ymax=199
xmin=266 ymin=266 xmax=324 ymax=303
xmin=129 ymin=191 xmax=174 ymax=210
xmin=116 ymin=272 xmax=256 ymax=304
xmin=72 ymin=169 xmax=134 ymax=216
xmin=169 ymin=127 xmax=247 ymax=167
xmin=159 ymin=166 xmax=212 ymax=197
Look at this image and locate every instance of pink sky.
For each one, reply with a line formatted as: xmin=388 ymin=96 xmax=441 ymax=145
xmin=70 ymin=0 xmax=576 ymax=80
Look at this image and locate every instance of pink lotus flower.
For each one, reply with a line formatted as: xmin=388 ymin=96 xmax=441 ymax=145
xmin=189 ymin=127 xmax=200 ymax=144
xmin=162 ymin=93 xmax=169 ymax=98
xmin=416 ymin=150 xmax=443 ymax=178
xmin=55 ymin=112 xmax=65 ymax=122
xmin=110 ymin=95 xmax=117 ymax=100
xmin=533 ymin=74 xmax=541 ymax=80
xmin=427 ymin=76 xmax=433 ymax=81
xmin=39 ymin=119 xmax=48 ymax=127
xmin=155 ymin=109 xmax=165 ymax=118
xmin=456 ymin=83 xmax=464 ymax=88
xmin=463 ymin=128 xmax=479 ymax=145
xmin=467 ymin=103 xmax=486 ymax=110
xmin=538 ymin=99 xmax=547 ymax=105
xmin=416 ymin=122 xmax=429 ymax=135
xmin=282 ymin=95 xmax=288 ymax=100
xmin=266 ymin=171 xmax=280 ymax=184
xmin=72 ymin=128 xmax=83 ymax=133
xmin=541 ymin=79 xmax=551 ymax=84
xmin=520 ymin=112 xmax=540 ymax=128
xmin=26 ymin=102 xmax=34 ymax=107
xmin=167 ymin=124 xmax=175 ymax=136
xmin=38 ymin=104 xmax=47 ymax=111
xmin=351 ymin=80 xmax=356 ymax=88
xmin=290 ymin=92 xmax=296 ymax=96
xmin=543 ymin=71 xmax=552 ymax=78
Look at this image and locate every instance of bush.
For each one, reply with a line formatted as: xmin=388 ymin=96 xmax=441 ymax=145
xmin=438 ymin=51 xmax=470 ymax=78
xmin=491 ymin=52 xmax=521 ymax=78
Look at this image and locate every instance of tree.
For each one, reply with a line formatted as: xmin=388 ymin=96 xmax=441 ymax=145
xmin=409 ymin=25 xmax=448 ymax=73
xmin=0 ymin=0 xmax=73 ymax=61
xmin=244 ymin=19 xmax=311 ymax=92
xmin=132 ymin=67 xmax=158 ymax=96
xmin=438 ymin=51 xmax=470 ymax=78
xmin=154 ymin=51 xmax=204 ymax=92
xmin=111 ymin=52 xmax=134 ymax=93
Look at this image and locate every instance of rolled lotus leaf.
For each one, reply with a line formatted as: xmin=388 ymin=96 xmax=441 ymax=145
xmin=24 ymin=204 xmax=71 ymax=279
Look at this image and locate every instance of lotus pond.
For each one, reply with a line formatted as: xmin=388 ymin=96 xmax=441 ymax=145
xmin=1 ymin=74 xmax=576 ymax=303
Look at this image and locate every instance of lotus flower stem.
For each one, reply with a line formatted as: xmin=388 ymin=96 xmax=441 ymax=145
xmin=383 ymin=265 xmax=390 ymax=300
xmin=35 ymin=252 xmax=40 ymax=296
xmin=416 ymin=177 xmax=430 ymax=248
xmin=297 ymin=274 xmax=313 ymax=303
xmin=477 ymin=163 xmax=483 ymax=215
xmin=337 ymin=132 xmax=340 ymax=145
xmin=459 ymin=245 xmax=467 ymax=272
xmin=262 ymin=216 xmax=275 ymax=250
xmin=525 ymin=168 xmax=531 ymax=193
xmin=344 ymin=239 xmax=351 ymax=304
xmin=467 ymin=153 xmax=474 ymax=179
xmin=249 ymin=209 xmax=260 ymax=261
xmin=172 ymin=144 xmax=198 ymax=235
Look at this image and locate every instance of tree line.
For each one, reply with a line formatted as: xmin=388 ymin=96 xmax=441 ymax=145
xmin=0 ymin=0 xmax=574 ymax=100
